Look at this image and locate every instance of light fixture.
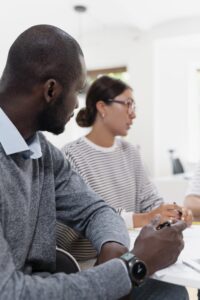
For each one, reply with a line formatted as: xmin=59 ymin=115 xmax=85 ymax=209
xmin=73 ymin=4 xmax=87 ymax=44
xmin=73 ymin=5 xmax=87 ymax=13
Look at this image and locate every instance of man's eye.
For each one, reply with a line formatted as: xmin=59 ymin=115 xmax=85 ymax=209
xmin=78 ymin=89 xmax=84 ymax=95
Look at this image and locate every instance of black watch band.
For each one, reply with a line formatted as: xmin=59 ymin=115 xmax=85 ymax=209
xmin=120 ymin=252 xmax=147 ymax=286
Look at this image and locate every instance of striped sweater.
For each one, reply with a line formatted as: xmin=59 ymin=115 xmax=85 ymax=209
xmin=57 ymin=137 xmax=163 ymax=261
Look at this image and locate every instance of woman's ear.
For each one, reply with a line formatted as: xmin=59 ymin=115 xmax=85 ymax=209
xmin=96 ymin=101 xmax=106 ymax=118
xmin=44 ymin=79 xmax=62 ymax=103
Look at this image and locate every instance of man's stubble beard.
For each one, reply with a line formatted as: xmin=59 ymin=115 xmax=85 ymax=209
xmin=38 ymin=94 xmax=66 ymax=135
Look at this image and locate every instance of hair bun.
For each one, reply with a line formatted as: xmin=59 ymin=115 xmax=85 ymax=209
xmin=76 ymin=107 xmax=92 ymax=127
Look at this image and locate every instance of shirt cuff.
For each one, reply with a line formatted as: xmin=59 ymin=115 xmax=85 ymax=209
xmin=121 ymin=211 xmax=133 ymax=229
xmin=117 ymin=259 xmax=132 ymax=289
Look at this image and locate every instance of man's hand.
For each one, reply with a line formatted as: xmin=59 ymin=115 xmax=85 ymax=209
xmin=96 ymin=242 xmax=128 ymax=265
xmin=132 ymin=217 xmax=187 ymax=275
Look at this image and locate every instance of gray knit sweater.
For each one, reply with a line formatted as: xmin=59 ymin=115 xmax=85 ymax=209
xmin=0 ymin=132 xmax=131 ymax=300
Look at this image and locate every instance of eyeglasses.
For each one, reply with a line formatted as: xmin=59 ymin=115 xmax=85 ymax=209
xmin=107 ymin=98 xmax=136 ymax=114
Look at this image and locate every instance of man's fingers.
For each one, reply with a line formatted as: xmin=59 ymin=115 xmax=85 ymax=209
xmin=171 ymin=220 xmax=187 ymax=232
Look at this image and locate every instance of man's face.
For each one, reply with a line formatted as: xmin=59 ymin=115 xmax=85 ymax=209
xmin=39 ymin=55 xmax=86 ymax=135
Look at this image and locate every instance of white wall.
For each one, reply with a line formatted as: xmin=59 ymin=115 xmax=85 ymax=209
xmin=155 ymin=36 xmax=200 ymax=176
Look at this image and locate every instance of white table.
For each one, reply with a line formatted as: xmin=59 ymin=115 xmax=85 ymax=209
xmin=129 ymin=225 xmax=200 ymax=288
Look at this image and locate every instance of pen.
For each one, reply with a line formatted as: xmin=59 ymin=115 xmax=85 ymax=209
xmin=156 ymin=220 xmax=172 ymax=230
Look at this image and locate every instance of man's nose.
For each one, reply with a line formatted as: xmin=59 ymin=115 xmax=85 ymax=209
xmin=75 ymin=99 xmax=79 ymax=109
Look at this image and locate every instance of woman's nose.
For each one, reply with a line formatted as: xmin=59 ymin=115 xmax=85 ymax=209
xmin=129 ymin=110 xmax=136 ymax=119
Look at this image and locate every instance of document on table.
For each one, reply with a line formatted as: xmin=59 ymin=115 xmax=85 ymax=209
xmin=129 ymin=225 xmax=200 ymax=288
xmin=182 ymin=258 xmax=200 ymax=273
xmin=151 ymin=258 xmax=200 ymax=288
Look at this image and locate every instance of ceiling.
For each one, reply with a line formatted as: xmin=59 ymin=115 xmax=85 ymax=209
xmin=1 ymin=0 xmax=200 ymax=40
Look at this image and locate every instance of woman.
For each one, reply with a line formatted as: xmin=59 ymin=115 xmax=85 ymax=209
xmin=57 ymin=76 xmax=192 ymax=263
xmin=185 ymin=161 xmax=200 ymax=221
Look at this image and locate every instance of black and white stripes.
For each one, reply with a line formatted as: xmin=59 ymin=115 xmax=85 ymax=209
xmin=56 ymin=137 xmax=163 ymax=261
xmin=63 ymin=137 xmax=163 ymax=214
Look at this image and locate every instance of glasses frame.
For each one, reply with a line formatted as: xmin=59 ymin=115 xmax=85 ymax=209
xmin=107 ymin=98 xmax=136 ymax=114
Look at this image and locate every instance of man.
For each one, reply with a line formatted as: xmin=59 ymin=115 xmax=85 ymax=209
xmin=0 ymin=24 xmax=188 ymax=300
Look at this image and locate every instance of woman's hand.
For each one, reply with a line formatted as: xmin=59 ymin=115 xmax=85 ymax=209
xmin=180 ymin=207 xmax=193 ymax=226
xmin=148 ymin=203 xmax=180 ymax=223
xmin=148 ymin=203 xmax=193 ymax=226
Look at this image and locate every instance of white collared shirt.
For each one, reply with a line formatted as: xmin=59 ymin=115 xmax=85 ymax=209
xmin=0 ymin=108 xmax=42 ymax=159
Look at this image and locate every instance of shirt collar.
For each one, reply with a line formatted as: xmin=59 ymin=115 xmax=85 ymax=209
xmin=0 ymin=108 xmax=42 ymax=159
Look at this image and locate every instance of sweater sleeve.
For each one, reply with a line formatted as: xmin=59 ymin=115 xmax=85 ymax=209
xmin=52 ymin=145 xmax=130 ymax=253
xmin=0 ymin=223 xmax=131 ymax=300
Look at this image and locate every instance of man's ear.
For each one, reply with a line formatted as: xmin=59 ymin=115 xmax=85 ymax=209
xmin=44 ymin=79 xmax=62 ymax=103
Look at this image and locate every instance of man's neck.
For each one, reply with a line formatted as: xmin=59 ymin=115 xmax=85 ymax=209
xmin=0 ymin=102 xmax=37 ymax=140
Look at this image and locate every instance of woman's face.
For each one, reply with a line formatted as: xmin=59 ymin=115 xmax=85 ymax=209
xmin=102 ymin=88 xmax=136 ymax=137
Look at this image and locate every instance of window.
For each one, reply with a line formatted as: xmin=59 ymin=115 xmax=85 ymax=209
xmin=87 ymin=66 xmax=129 ymax=86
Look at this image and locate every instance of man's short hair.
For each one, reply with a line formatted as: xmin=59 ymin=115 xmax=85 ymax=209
xmin=1 ymin=24 xmax=83 ymax=94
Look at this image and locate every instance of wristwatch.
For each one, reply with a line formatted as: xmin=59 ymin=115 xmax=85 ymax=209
xmin=120 ymin=252 xmax=147 ymax=286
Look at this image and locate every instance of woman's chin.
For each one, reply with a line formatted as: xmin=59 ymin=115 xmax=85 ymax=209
xmin=120 ymin=131 xmax=128 ymax=137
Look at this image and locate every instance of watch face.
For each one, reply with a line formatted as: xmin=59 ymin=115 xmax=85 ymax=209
xmin=120 ymin=252 xmax=147 ymax=285
xmin=132 ymin=261 xmax=147 ymax=281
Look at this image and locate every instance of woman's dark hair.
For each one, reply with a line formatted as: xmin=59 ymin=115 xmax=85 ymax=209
xmin=76 ymin=75 xmax=131 ymax=127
